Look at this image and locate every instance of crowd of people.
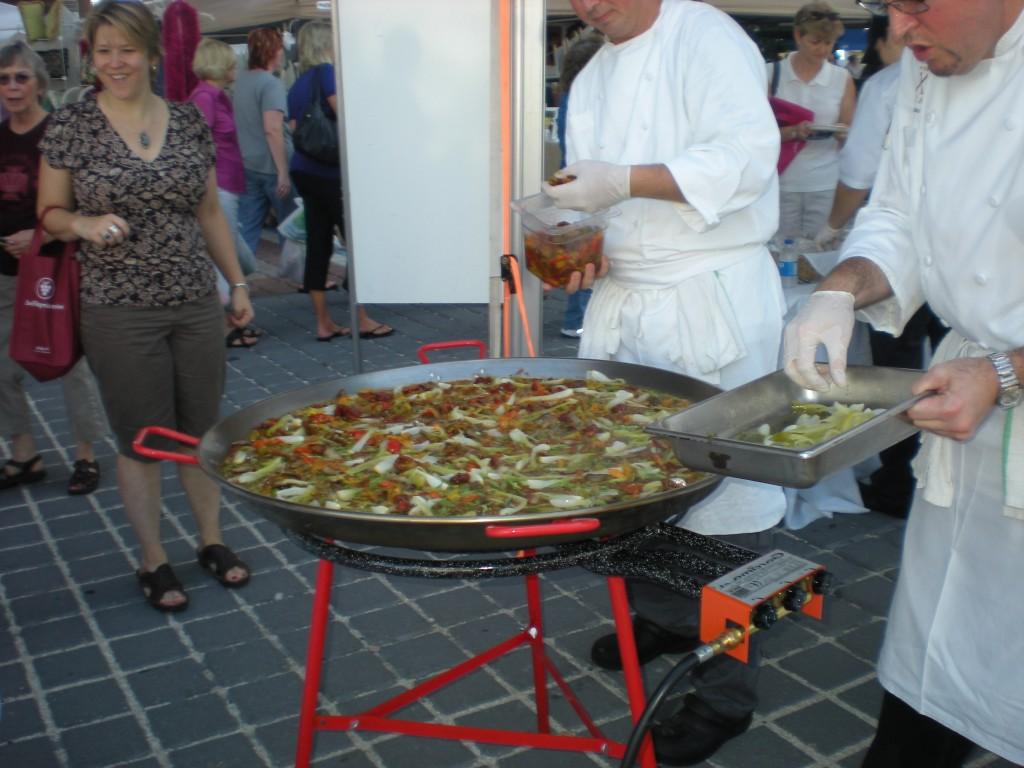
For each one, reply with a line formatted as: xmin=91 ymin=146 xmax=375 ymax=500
xmin=2 ymin=0 xmax=1023 ymax=765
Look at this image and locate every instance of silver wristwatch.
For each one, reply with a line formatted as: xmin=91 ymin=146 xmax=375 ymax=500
xmin=988 ymin=352 xmax=1022 ymax=409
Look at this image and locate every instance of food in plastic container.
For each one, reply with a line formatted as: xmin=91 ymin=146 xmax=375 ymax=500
xmin=511 ymin=193 xmax=617 ymax=288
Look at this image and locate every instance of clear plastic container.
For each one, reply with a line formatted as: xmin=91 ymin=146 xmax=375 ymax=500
xmin=511 ymin=193 xmax=617 ymax=288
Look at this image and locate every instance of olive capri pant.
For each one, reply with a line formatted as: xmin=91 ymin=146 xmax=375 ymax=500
xmin=80 ymin=294 xmax=225 ymax=460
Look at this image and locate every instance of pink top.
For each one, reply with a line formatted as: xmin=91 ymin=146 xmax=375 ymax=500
xmin=187 ymin=81 xmax=245 ymax=194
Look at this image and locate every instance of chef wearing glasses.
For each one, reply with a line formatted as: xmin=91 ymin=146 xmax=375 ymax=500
xmin=785 ymin=0 xmax=1024 ymax=765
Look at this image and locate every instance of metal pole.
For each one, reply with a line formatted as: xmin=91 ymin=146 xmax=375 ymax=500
xmin=331 ymin=0 xmax=363 ymax=372
xmin=507 ymin=0 xmax=546 ymax=357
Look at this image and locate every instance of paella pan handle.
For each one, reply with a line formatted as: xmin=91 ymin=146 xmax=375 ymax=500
xmin=132 ymin=426 xmax=200 ymax=464
xmin=417 ymin=340 xmax=487 ymax=363
xmin=485 ymin=517 xmax=601 ymax=539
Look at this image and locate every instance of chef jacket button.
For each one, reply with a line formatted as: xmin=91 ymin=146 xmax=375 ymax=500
xmin=641 ymin=122 xmax=649 ymax=131
xmin=974 ymin=273 xmax=988 ymax=286
xmin=989 ymin=195 xmax=1000 ymax=207
xmin=644 ymin=72 xmax=654 ymax=82
xmin=920 ymin=185 xmax=927 ymax=196
xmin=1006 ymin=119 xmax=1017 ymax=131
xmin=923 ymin=255 xmax=933 ymax=267
xmin=926 ymin=112 xmax=936 ymax=124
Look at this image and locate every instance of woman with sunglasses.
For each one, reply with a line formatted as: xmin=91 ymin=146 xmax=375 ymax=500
xmin=0 ymin=41 xmax=107 ymax=497
xmin=770 ymin=2 xmax=857 ymax=241
xmin=36 ymin=0 xmax=255 ymax=612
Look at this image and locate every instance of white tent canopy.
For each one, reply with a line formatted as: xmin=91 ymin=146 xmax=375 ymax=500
xmin=192 ymin=0 xmax=329 ymax=33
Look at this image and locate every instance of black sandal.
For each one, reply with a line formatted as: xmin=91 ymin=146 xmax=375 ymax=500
xmin=67 ymin=459 xmax=100 ymax=495
xmin=0 ymin=455 xmax=46 ymax=490
xmin=197 ymin=544 xmax=251 ymax=589
xmin=137 ymin=563 xmax=189 ymax=613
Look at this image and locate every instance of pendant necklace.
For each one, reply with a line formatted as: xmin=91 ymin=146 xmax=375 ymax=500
xmin=139 ymin=131 xmax=151 ymax=149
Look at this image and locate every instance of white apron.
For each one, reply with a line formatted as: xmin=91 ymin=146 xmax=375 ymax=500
xmin=877 ymin=331 xmax=1024 ymax=763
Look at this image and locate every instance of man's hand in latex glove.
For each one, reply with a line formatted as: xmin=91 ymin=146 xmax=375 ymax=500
xmin=814 ymin=223 xmax=843 ymax=251
xmin=542 ymin=160 xmax=630 ymax=213
xmin=782 ymin=291 xmax=856 ymax=391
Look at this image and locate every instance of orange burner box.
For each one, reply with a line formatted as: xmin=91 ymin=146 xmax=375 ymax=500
xmin=700 ymin=550 xmax=828 ymax=663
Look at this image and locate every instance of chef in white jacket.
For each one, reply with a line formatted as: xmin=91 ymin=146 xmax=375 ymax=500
xmin=784 ymin=0 xmax=1024 ymax=765
xmin=543 ymin=1 xmax=786 ymax=764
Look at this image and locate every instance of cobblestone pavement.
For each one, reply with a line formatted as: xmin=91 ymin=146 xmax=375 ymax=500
xmin=0 ymin=248 xmax=1015 ymax=768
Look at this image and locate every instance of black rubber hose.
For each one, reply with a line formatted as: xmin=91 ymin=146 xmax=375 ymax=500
xmin=619 ymin=651 xmax=702 ymax=768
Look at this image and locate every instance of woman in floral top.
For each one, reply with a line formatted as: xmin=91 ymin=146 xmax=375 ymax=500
xmin=37 ymin=0 xmax=254 ymax=612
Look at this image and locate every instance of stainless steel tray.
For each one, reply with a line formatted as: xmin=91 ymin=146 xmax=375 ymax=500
xmin=648 ymin=366 xmax=927 ymax=488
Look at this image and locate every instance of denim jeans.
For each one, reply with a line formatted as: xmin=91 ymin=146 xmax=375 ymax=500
xmin=215 ymin=188 xmax=256 ymax=304
xmin=562 ymin=288 xmax=592 ymax=331
xmin=237 ymin=168 xmax=298 ymax=256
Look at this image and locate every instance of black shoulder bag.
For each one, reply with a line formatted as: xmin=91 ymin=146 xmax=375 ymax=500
xmin=293 ymin=65 xmax=340 ymax=165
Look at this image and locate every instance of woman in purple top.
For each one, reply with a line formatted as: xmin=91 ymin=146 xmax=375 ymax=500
xmin=189 ymin=38 xmax=260 ymax=348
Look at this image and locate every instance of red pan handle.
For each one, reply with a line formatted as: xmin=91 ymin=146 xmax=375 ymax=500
xmin=132 ymin=426 xmax=200 ymax=464
xmin=417 ymin=340 xmax=487 ymax=363
xmin=485 ymin=518 xmax=601 ymax=539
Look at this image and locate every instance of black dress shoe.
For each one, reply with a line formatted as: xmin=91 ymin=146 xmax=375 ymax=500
xmin=590 ymin=617 xmax=700 ymax=671
xmin=652 ymin=693 xmax=752 ymax=766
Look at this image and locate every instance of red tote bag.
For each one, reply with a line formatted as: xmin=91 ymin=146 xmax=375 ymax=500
xmin=769 ymin=96 xmax=814 ymax=175
xmin=8 ymin=218 xmax=82 ymax=382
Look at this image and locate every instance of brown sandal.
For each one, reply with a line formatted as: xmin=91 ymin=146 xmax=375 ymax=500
xmin=197 ymin=544 xmax=251 ymax=588
xmin=67 ymin=459 xmax=100 ymax=495
xmin=137 ymin=563 xmax=189 ymax=613
xmin=0 ymin=455 xmax=46 ymax=490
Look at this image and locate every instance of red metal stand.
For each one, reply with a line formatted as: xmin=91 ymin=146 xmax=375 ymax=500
xmin=294 ymin=556 xmax=657 ymax=767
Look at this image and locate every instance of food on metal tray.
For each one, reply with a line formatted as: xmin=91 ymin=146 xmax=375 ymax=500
xmin=736 ymin=401 xmax=883 ymax=448
xmin=221 ymin=372 xmax=706 ymax=517
xmin=524 ymin=223 xmax=604 ymax=287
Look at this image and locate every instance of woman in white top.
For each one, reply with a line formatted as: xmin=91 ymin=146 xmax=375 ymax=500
xmin=815 ymin=14 xmax=906 ymax=248
xmin=771 ymin=2 xmax=856 ymax=240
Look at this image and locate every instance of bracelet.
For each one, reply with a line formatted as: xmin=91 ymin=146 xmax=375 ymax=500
xmin=231 ymin=282 xmax=249 ymax=292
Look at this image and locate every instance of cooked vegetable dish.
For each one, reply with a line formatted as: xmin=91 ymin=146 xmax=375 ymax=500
xmin=221 ymin=372 xmax=707 ymax=517
xmin=736 ymin=401 xmax=883 ymax=448
xmin=524 ymin=224 xmax=604 ymax=287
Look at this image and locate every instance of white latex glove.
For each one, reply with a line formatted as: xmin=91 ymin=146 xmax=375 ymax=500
xmin=783 ymin=290 xmax=856 ymax=391
xmin=542 ymin=160 xmax=631 ymax=213
xmin=813 ymin=223 xmax=843 ymax=251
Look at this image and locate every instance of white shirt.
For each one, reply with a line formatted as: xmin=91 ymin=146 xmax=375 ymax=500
xmin=771 ymin=54 xmax=851 ymax=193
xmin=840 ymin=11 xmax=1024 ymax=762
xmin=838 ymin=62 xmax=902 ymax=190
xmin=566 ymin=0 xmax=786 ymax=535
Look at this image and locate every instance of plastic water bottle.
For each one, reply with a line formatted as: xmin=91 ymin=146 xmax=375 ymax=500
xmin=779 ymin=238 xmax=798 ymax=287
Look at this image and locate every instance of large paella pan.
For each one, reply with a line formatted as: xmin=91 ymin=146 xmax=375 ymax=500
xmin=138 ymin=358 xmax=723 ymax=552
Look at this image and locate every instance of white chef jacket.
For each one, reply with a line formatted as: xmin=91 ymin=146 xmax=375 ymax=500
xmin=566 ymin=0 xmax=786 ymax=536
xmin=771 ymin=54 xmax=851 ymax=193
xmin=838 ymin=61 xmax=901 ymax=190
xmin=839 ymin=11 xmax=1024 ymax=761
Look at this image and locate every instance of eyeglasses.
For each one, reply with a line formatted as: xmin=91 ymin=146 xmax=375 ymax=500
xmin=857 ymin=1 xmax=930 ymax=16
xmin=0 ymin=72 xmax=32 ymax=86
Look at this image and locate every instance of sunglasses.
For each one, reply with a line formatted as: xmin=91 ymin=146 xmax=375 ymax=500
xmin=857 ymin=1 xmax=930 ymax=15
xmin=0 ymin=72 xmax=33 ymax=86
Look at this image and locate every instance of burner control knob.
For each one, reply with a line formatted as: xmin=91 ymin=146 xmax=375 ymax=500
xmin=812 ymin=571 xmax=833 ymax=595
xmin=753 ymin=602 xmax=778 ymax=630
xmin=783 ymin=586 xmax=807 ymax=612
